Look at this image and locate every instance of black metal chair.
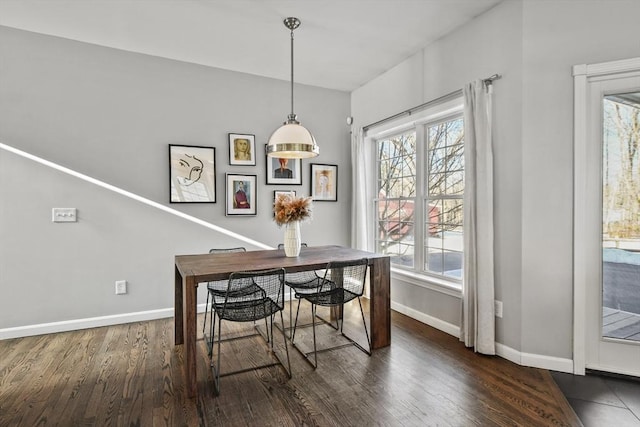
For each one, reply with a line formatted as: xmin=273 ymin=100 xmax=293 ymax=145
xmin=291 ymin=258 xmax=371 ymax=368
xmin=203 ymin=247 xmax=247 ymax=348
xmin=210 ymin=267 xmax=291 ymax=394
xmin=276 ymin=243 xmax=328 ymax=337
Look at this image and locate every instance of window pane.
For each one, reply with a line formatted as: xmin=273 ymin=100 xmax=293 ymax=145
xmin=429 ymin=148 xmax=447 ymax=174
xmin=376 ymin=200 xmax=394 ymax=221
xmin=426 ymin=202 xmax=441 ymax=236
xmin=428 ymin=172 xmax=445 ymax=196
xmin=428 ymin=125 xmax=447 ymax=150
xmin=376 ymin=131 xmax=417 ymax=268
xmin=425 ymin=249 xmax=463 ymax=277
xmin=402 ymin=176 xmax=416 ymax=197
xmin=378 ymin=139 xmax=401 ymax=159
xmin=442 ymin=226 xmax=463 ymax=252
xmin=442 ymin=251 xmax=463 ymax=278
xmin=441 ymin=199 xmax=463 ymax=226
xmin=447 ymin=144 xmax=464 ymax=171
xmin=423 ymin=115 xmax=464 ymax=280
xmin=446 ymin=171 xmax=464 ymax=195
xmin=381 ymin=177 xmax=402 ymax=197
xmin=388 ymin=243 xmax=414 ymax=268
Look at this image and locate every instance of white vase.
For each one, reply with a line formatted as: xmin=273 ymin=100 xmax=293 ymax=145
xmin=283 ymin=221 xmax=301 ymax=257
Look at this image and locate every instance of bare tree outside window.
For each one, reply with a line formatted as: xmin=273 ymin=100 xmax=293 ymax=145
xmin=603 ymin=96 xmax=640 ymax=240
xmin=375 ymin=114 xmax=464 ymax=278
xmin=425 ymin=118 xmax=464 ymax=277
xmin=377 ymin=132 xmax=416 ymax=267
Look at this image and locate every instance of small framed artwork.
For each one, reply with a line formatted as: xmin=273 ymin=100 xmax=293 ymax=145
xmin=226 ymin=174 xmax=257 ymax=215
xmin=310 ymin=163 xmax=338 ymax=201
xmin=169 ymin=144 xmax=216 ymax=203
xmin=274 ymin=190 xmax=296 ymax=202
xmin=266 ymin=146 xmax=302 ymax=185
xmin=228 ymin=133 xmax=256 ymax=166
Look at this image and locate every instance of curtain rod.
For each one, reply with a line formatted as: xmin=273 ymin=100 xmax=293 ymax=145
xmin=363 ymin=73 xmax=501 ymax=132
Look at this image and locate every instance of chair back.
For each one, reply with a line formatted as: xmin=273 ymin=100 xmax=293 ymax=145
xmin=277 ymin=243 xmax=308 ymax=250
xmin=217 ymin=268 xmax=285 ymax=322
xmin=322 ymin=258 xmax=368 ymax=297
xmin=209 ymin=247 xmax=246 ymax=254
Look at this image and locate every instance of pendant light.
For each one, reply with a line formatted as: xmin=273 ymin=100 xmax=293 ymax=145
xmin=266 ymin=17 xmax=319 ymax=159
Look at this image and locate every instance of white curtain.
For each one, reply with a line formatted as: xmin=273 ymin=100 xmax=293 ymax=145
xmin=460 ymin=79 xmax=496 ymax=354
xmin=351 ymin=126 xmax=371 ymax=251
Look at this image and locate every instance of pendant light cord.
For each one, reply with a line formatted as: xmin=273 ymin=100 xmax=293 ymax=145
xmin=290 ymin=27 xmax=295 ymax=119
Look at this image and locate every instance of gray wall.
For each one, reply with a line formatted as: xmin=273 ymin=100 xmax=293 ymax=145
xmin=352 ymin=0 xmax=640 ymax=362
xmin=0 ymin=26 xmax=351 ymax=331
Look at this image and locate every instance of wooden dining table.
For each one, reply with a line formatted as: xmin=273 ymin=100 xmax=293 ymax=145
xmin=174 ymin=244 xmax=391 ymax=398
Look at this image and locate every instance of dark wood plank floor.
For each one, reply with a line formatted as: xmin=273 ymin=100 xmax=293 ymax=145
xmin=0 ymin=301 xmax=581 ymax=426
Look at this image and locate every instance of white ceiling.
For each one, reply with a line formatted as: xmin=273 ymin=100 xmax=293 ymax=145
xmin=0 ymin=0 xmax=502 ymax=92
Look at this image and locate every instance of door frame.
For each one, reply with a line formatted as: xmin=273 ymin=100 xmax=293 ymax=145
xmin=573 ymin=57 xmax=640 ymax=375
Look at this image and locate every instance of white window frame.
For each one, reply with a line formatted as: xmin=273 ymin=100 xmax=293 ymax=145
xmin=365 ymin=96 xmax=464 ymax=293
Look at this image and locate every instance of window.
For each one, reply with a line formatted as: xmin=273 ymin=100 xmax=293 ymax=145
xmin=374 ymin=108 xmax=464 ymax=283
xmin=425 ymin=117 xmax=464 ymax=279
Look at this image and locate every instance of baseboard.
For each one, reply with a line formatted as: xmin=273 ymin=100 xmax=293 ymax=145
xmin=520 ymin=352 xmax=574 ymax=373
xmin=496 ymin=342 xmax=574 ymax=373
xmin=1 ymin=303 xmax=576 ymax=375
xmin=495 ymin=342 xmax=522 ymax=365
xmin=391 ymin=301 xmax=460 ymax=337
xmin=390 ymin=303 xmax=574 ymax=374
xmin=0 ymin=304 xmax=208 ymax=340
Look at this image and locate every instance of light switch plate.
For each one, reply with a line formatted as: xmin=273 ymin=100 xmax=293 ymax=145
xmin=52 ymin=208 xmax=77 ymax=223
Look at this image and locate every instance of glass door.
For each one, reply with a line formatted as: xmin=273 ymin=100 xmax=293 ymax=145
xmin=601 ymin=92 xmax=640 ymax=344
xmin=582 ymin=72 xmax=640 ymax=377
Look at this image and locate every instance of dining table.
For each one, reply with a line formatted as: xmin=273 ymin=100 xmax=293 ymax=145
xmin=174 ymin=244 xmax=391 ymax=398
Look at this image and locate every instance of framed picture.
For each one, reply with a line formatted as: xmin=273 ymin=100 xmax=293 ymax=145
xmin=266 ymin=146 xmax=302 ymax=185
xmin=228 ymin=133 xmax=256 ymax=166
xmin=226 ymin=174 xmax=257 ymax=215
xmin=169 ymin=144 xmax=216 ymax=203
xmin=273 ymin=190 xmax=296 ymax=218
xmin=274 ymin=190 xmax=296 ymax=202
xmin=310 ymin=163 xmax=338 ymax=201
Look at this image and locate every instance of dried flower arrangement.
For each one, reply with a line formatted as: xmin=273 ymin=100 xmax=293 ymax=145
xmin=273 ymin=194 xmax=312 ymax=227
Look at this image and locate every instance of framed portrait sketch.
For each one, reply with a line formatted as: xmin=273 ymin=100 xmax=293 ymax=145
xmin=169 ymin=144 xmax=216 ymax=203
xmin=228 ymin=133 xmax=256 ymax=166
xmin=226 ymin=174 xmax=257 ymax=215
xmin=273 ymin=190 xmax=296 ymax=203
xmin=310 ymin=163 xmax=338 ymax=201
xmin=266 ymin=145 xmax=302 ymax=185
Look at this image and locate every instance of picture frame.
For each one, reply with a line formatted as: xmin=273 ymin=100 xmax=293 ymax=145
xmin=228 ymin=133 xmax=256 ymax=166
xmin=266 ymin=145 xmax=302 ymax=185
xmin=226 ymin=174 xmax=257 ymax=215
xmin=169 ymin=144 xmax=216 ymax=203
xmin=273 ymin=190 xmax=296 ymax=218
xmin=273 ymin=190 xmax=296 ymax=202
xmin=310 ymin=163 xmax=338 ymax=201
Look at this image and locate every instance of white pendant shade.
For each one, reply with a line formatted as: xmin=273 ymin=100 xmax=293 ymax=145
xmin=268 ymin=17 xmax=319 ymax=159
xmin=266 ymin=122 xmax=319 ymax=159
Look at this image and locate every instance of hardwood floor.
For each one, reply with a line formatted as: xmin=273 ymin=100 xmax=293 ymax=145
xmin=0 ymin=302 xmax=581 ymax=426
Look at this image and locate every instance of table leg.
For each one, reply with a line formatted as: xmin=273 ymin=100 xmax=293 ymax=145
xmin=183 ymin=274 xmax=198 ymax=398
xmin=370 ymin=257 xmax=391 ymax=349
xmin=174 ymin=265 xmax=184 ymax=345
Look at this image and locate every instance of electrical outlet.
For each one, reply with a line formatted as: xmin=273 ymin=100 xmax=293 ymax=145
xmin=115 ymin=280 xmax=127 ymax=295
xmin=494 ymin=300 xmax=503 ymax=318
